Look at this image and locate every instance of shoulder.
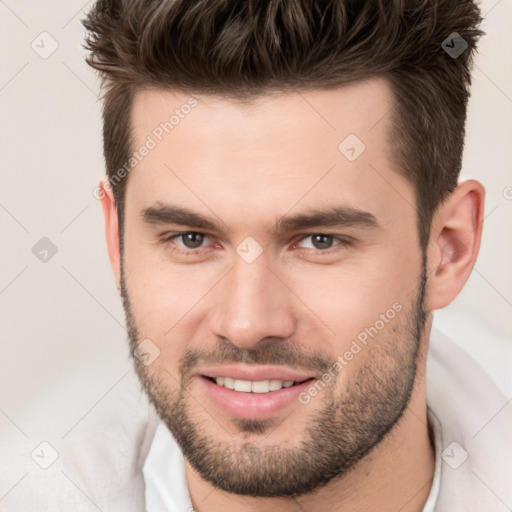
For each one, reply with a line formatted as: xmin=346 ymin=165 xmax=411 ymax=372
xmin=0 ymin=365 xmax=159 ymax=511
xmin=427 ymin=326 xmax=512 ymax=511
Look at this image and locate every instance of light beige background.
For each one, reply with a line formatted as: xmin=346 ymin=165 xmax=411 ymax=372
xmin=1 ymin=0 xmax=511 ymax=450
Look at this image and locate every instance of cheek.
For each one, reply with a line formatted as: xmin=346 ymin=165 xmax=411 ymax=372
xmin=122 ymin=237 xmax=210 ymax=359
xmin=285 ymin=244 xmax=421 ymax=353
xmin=126 ymin=274 xmax=210 ymax=345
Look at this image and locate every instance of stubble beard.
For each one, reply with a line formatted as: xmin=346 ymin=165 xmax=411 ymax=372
xmin=121 ymin=258 xmax=427 ymax=497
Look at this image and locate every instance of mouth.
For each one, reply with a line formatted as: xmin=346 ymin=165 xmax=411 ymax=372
xmin=204 ymin=376 xmax=312 ymax=393
xmin=197 ymin=366 xmax=316 ymax=420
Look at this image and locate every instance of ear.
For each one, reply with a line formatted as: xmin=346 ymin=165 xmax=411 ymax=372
xmin=425 ymin=179 xmax=485 ymax=310
xmin=99 ymin=180 xmax=122 ymax=291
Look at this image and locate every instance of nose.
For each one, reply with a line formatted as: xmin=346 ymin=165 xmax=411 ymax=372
xmin=210 ymin=256 xmax=297 ymax=349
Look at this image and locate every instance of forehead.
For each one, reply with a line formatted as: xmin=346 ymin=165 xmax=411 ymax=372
xmin=125 ymin=79 xmax=412 ymax=233
xmin=131 ymin=78 xmax=394 ymax=153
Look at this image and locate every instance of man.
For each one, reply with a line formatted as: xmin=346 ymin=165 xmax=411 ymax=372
xmin=80 ymin=0 xmax=511 ymax=511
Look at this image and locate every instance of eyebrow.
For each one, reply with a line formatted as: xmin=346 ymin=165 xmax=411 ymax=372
xmin=141 ymin=203 xmax=379 ymax=235
xmin=270 ymin=206 xmax=379 ymax=234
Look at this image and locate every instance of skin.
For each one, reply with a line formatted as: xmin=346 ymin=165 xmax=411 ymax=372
xmin=100 ymin=78 xmax=484 ymax=511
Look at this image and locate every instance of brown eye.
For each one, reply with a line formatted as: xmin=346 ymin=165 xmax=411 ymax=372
xmin=297 ymin=234 xmax=336 ymax=250
xmin=295 ymin=234 xmax=352 ymax=257
xmin=310 ymin=234 xmax=334 ymax=250
xmin=180 ymin=232 xmax=206 ymax=249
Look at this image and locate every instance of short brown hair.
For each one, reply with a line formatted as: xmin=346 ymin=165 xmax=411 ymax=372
xmin=83 ymin=0 xmax=483 ymax=251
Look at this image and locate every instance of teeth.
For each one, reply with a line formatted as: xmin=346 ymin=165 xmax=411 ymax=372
xmin=234 ymin=379 xmax=252 ymax=392
xmin=269 ymin=379 xmax=283 ymax=391
xmin=214 ymin=377 xmax=296 ymax=393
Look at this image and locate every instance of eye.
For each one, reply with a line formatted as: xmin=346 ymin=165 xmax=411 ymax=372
xmin=177 ymin=231 xmax=208 ymax=249
xmin=297 ymin=234 xmax=343 ymax=251
xmin=168 ymin=232 xmax=210 ymax=250
xmin=292 ymin=234 xmax=353 ymax=260
xmin=296 ymin=233 xmax=336 ymax=250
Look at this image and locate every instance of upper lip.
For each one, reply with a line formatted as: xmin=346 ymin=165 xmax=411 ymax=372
xmin=199 ymin=365 xmax=315 ymax=383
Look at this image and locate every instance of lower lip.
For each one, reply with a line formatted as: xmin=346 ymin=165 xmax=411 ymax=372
xmin=199 ymin=376 xmax=314 ymax=420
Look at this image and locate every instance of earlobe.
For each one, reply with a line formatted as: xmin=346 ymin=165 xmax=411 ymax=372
xmin=425 ymin=180 xmax=485 ymax=311
xmin=99 ymin=180 xmax=122 ymax=291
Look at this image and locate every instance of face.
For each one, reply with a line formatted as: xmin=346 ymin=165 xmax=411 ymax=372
xmin=120 ymin=79 xmax=428 ymax=497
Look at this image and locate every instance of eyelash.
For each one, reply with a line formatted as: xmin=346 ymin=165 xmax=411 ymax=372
xmin=159 ymin=232 xmax=353 ymax=258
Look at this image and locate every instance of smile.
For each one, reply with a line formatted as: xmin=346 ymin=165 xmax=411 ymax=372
xmin=212 ymin=377 xmax=296 ymax=393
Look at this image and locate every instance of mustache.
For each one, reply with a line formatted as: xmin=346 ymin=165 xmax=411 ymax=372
xmin=180 ymin=340 xmax=332 ymax=380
